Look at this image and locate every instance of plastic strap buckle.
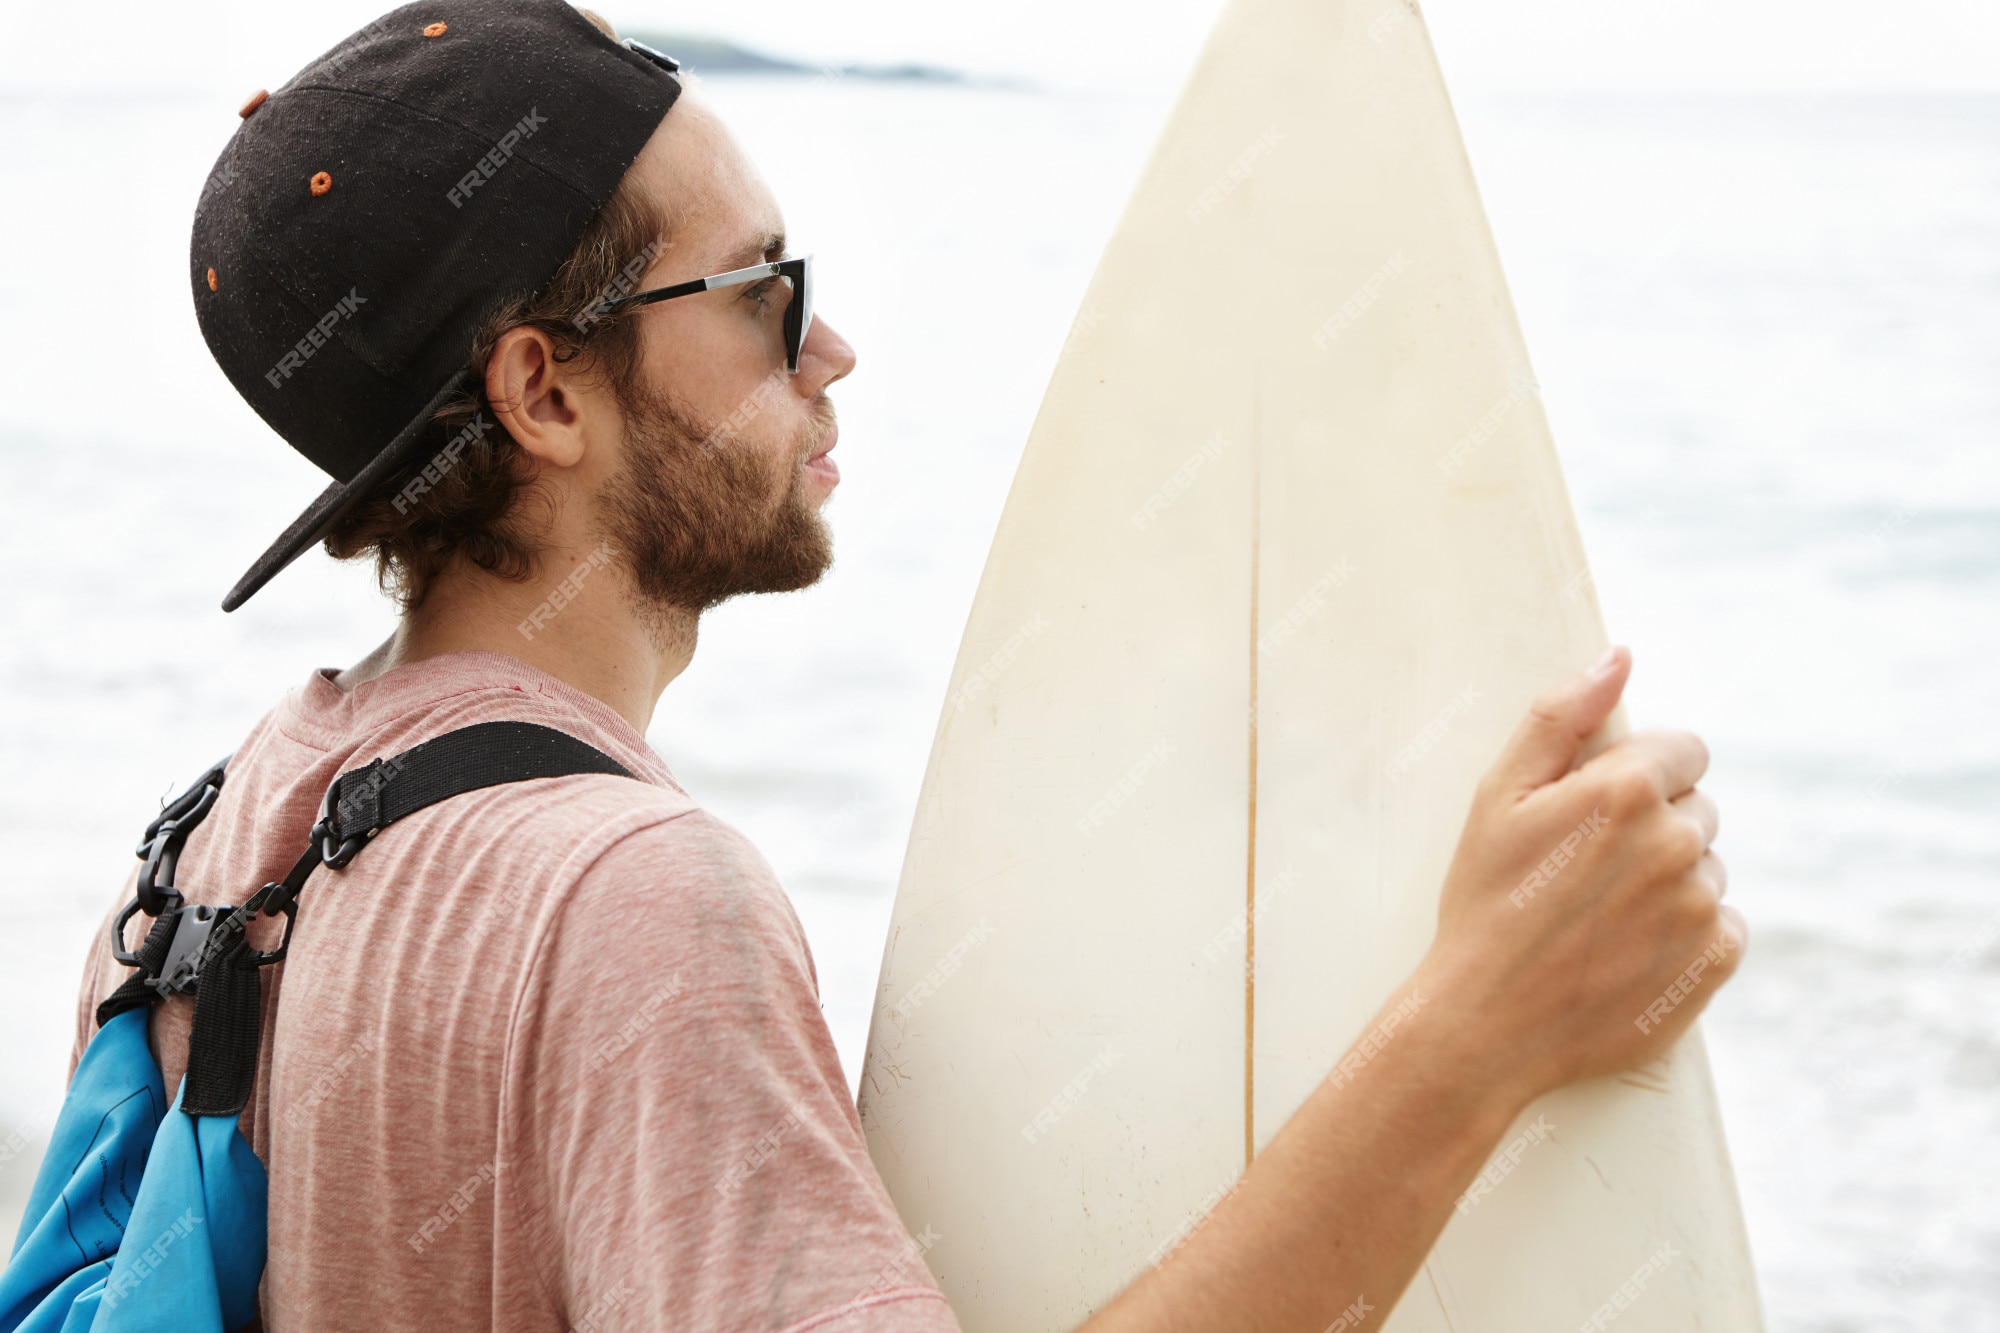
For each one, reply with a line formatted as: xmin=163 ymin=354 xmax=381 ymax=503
xmin=145 ymin=903 xmax=229 ymax=998
xmin=140 ymin=888 xmax=300 ymax=998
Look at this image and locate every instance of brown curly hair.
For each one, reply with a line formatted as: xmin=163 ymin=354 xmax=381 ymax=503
xmin=324 ymin=12 xmax=675 ymax=610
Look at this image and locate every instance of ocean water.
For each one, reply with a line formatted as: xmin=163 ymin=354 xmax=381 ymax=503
xmin=0 ymin=71 xmax=1994 ymax=1331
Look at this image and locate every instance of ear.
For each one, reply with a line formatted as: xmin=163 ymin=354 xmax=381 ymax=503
xmin=485 ymin=325 xmax=589 ymax=469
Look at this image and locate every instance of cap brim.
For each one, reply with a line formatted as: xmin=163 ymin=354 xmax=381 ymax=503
xmin=221 ymin=370 xmax=472 ymax=611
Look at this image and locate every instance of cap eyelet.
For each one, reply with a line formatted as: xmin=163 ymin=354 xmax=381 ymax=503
xmin=423 ymin=22 xmax=448 ymax=37
xmin=238 ymin=89 xmax=269 ymax=118
xmin=309 ymin=171 xmax=333 ymax=197
xmin=206 ymin=267 xmax=219 ymax=291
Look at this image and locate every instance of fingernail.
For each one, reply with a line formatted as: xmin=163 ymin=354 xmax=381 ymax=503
xmin=1588 ymin=646 xmax=1620 ymax=678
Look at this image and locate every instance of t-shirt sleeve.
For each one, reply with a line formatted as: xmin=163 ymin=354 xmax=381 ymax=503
xmin=510 ymin=808 xmax=960 ymax=1333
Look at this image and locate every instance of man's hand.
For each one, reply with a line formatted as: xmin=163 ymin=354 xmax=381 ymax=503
xmin=1419 ymin=644 xmax=1743 ymax=1099
xmin=1082 ymin=647 xmax=1745 ymax=1333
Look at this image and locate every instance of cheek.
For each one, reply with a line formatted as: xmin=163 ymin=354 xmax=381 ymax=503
xmin=633 ymin=310 xmax=762 ymax=416
xmin=709 ymin=366 xmax=795 ymax=442
xmin=746 ymin=401 xmax=810 ymax=471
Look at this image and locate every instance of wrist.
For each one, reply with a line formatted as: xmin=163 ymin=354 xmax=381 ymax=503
xmin=1398 ymin=948 xmax=1547 ymax=1135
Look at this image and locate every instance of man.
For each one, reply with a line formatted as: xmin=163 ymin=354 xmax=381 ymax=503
xmin=68 ymin=2 xmax=1743 ymax=1329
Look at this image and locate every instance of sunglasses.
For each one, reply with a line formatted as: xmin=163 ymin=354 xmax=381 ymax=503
xmin=596 ymin=254 xmax=815 ymax=373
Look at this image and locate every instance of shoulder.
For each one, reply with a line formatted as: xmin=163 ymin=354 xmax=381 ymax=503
xmin=565 ymin=802 xmax=792 ymax=919
xmin=583 ymin=802 xmax=778 ymax=881
xmin=530 ymin=804 xmax=817 ymax=1003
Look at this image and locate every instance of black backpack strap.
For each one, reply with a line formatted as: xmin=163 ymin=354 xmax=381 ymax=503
xmin=107 ymin=721 xmax=636 ymax=1117
xmin=311 ymin=720 xmax=634 ymax=872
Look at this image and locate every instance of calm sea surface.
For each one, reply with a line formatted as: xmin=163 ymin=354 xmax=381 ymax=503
xmin=0 ymin=75 xmax=1993 ymax=1330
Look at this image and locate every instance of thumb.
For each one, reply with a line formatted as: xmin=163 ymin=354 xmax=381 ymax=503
xmin=1490 ymin=646 xmax=1631 ymax=796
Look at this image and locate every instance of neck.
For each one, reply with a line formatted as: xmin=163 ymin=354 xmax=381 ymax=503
xmin=337 ymin=545 xmax=698 ymax=735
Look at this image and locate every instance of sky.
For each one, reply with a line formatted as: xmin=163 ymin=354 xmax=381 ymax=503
xmin=4 ymin=0 xmax=1999 ymax=97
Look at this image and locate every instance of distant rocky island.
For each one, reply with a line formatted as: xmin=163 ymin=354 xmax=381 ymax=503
xmin=626 ymin=32 xmax=969 ymax=84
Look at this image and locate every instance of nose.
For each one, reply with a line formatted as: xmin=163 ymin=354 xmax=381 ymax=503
xmin=797 ymin=313 xmax=856 ymax=395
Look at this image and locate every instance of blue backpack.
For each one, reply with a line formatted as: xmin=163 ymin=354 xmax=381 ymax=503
xmin=0 ymin=723 xmax=631 ymax=1331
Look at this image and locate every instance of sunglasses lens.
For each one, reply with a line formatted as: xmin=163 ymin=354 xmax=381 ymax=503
xmin=785 ymin=258 xmax=813 ymax=373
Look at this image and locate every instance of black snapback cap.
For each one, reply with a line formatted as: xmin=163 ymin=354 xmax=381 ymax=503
xmin=191 ymin=0 xmax=682 ymax=611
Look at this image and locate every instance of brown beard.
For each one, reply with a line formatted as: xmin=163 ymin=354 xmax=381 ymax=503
xmin=597 ymin=372 xmax=834 ymax=613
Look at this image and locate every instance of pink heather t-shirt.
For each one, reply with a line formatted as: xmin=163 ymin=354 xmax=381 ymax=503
xmin=72 ymin=651 xmax=959 ymax=1333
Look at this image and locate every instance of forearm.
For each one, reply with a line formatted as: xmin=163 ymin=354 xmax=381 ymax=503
xmin=1077 ymin=968 xmax=1530 ymax=1333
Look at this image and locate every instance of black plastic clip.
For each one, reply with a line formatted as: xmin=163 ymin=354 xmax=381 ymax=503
xmin=138 ymin=887 xmax=299 ymax=998
xmin=111 ymin=897 xmax=154 ymax=969
xmin=240 ymin=881 xmax=301 ymax=965
xmin=146 ymin=903 xmax=228 ymax=997
xmin=312 ymin=763 xmax=381 ymax=869
xmin=132 ymin=758 xmax=227 ymax=916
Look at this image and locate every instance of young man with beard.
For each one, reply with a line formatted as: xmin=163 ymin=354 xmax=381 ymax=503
xmin=64 ymin=2 xmax=1742 ymax=1330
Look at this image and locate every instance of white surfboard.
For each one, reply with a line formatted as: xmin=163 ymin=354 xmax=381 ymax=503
xmin=857 ymin=1 xmax=1763 ymax=1329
